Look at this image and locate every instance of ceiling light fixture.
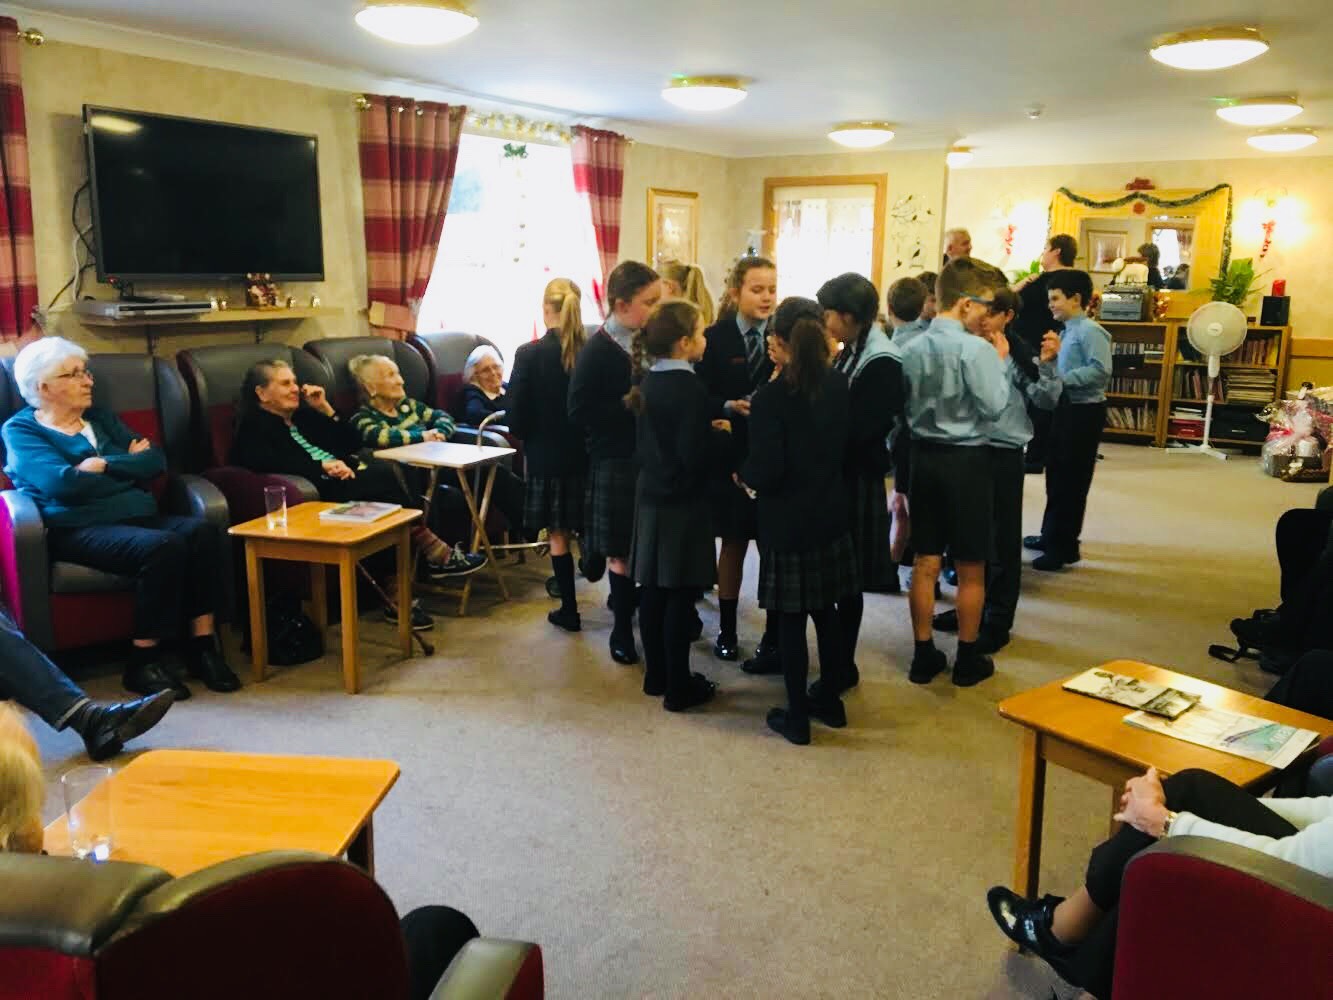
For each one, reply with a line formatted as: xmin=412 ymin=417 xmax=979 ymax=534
xmin=828 ymin=122 xmax=896 ymax=149
xmin=355 ymin=0 xmax=478 ymax=46
xmin=1215 ymin=96 xmax=1303 ymax=126
xmin=661 ymin=76 xmax=748 ymax=112
xmin=946 ymin=146 xmax=974 ymax=168
xmin=1247 ymin=128 xmax=1319 ymax=152
xmin=1149 ymin=26 xmax=1268 ymax=70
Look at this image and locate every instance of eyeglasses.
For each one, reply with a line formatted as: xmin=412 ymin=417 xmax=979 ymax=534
xmin=963 ymin=294 xmax=996 ymax=308
xmin=54 ymin=368 xmax=94 ymax=382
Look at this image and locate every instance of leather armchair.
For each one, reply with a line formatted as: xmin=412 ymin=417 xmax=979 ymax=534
xmin=0 ymin=354 xmax=233 ymax=651
xmin=1112 ymin=836 xmax=1333 ymax=999
xmin=0 ymin=850 xmax=543 ymax=1000
xmin=302 ymin=335 xmax=433 ymax=417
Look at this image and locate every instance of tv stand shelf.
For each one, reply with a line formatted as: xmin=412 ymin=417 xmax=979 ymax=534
xmin=75 ymin=306 xmax=344 ymax=353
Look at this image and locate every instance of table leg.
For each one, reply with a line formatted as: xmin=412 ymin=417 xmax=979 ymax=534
xmin=309 ymin=563 xmax=328 ymax=643
xmin=457 ymin=465 xmax=509 ymax=602
xmin=339 ymin=550 xmax=361 ymax=694
xmin=1013 ymin=728 xmax=1046 ymax=901
xmin=396 ymin=525 xmax=412 ymax=657
xmin=347 ymin=817 xmax=375 ymax=877
xmin=244 ymin=541 xmax=267 ymax=683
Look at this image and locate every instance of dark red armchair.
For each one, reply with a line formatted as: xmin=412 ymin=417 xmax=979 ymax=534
xmin=0 ymin=354 xmax=232 ymax=651
xmin=302 ymin=335 xmax=433 ymax=418
xmin=0 ymin=850 xmax=544 ymax=1000
xmin=408 ymin=332 xmax=501 ymax=417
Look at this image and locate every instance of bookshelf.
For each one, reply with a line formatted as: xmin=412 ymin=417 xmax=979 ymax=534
xmin=1099 ymin=320 xmax=1291 ymax=450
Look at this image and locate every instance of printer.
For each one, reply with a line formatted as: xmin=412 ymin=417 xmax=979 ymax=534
xmin=1098 ymin=285 xmax=1153 ymax=322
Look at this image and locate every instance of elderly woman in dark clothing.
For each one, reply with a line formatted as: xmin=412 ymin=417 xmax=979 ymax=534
xmin=457 ymin=346 xmax=509 ymax=427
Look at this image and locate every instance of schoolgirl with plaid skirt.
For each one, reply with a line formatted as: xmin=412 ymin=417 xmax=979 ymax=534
xmin=741 ymin=297 xmax=858 ymax=746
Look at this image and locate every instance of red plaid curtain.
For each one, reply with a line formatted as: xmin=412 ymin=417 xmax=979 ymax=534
xmin=0 ymin=17 xmax=37 ymax=344
xmin=358 ymin=96 xmax=466 ymax=338
xmin=571 ymin=126 xmax=627 ymax=315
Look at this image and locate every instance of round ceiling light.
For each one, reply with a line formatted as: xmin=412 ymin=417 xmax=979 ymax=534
xmin=355 ymin=1 xmax=479 ymax=46
xmin=1247 ymin=128 xmax=1319 ymax=152
xmin=828 ymin=122 xmax=896 ymax=149
xmin=661 ymin=76 xmax=748 ymax=112
xmin=946 ymin=146 xmax=974 ymax=168
xmin=1149 ymin=26 xmax=1268 ymax=70
xmin=1216 ymin=96 xmax=1303 ymax=126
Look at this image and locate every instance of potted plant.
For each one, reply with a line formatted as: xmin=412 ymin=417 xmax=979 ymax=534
xmin=1208 ymin=257 xmax=1266 ymax=313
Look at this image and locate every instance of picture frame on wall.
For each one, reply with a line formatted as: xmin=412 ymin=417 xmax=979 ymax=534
xmin=1088 ymin=229 xmax=1128 ymax=273
xmin=647 ymin=188 xmax=698 ymax=268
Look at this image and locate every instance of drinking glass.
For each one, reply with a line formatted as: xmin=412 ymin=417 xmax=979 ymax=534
xmin=264 ymin=485 xmax=288 ymax=530
xmin=60 ymin=765 xmax=114 ymax=862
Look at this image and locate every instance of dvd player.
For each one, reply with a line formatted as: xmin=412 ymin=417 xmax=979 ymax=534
xmin=74 ymin=298 xmax=213 ymax=321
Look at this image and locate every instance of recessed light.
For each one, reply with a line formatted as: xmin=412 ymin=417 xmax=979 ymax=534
xmin=355 ymin=1 xmax=478 ymax=46
xmin=661 ymin=76 xmax=748 ymax=112
xmin=1216 ymin=96 xmax=1303 ymax=126
xmin=1150 ymin=26 xmax=1268 ymax=70
xmin=828 ymin=122 xmax=896 ymax=149
xmin=946 ymin=146 xmax=974 ymax=168
xmin=1247 ymin=128 xmax=1319 ymax=152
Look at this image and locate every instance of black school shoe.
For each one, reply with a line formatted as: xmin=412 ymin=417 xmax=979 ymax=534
xmin=665 ymin=673 xmax=716 ymax=712
xmin=953 ymin=650 xmax=996 ymax=687
xmin=908 ymin=645 xmax=948 ymax=684
xmin=808 ymin=694 xmax=847 ymax=728
xmin=713 ymin=634 xmax=740 ymax=661
xmin=1031 ymin=553 xmax=1069 ymax=572
xmin=186 ymin=636 xmax=242 ymax=693
xmin=741 ymin=643 xmax=781 ymax=675
xmin=766 ymin=708 xmax=811 ymax=745
xmin=547 ymin=608 xmax=582 ymax=632
xmin=808 ymin=662 xmax=860 ymax=702
xmin=986 ymin=888 xmax=1078 ymax=981
xmin=124 ymin=657 xmax=191 ymax=701
xmin=79 ymin=690 xmax=176 ymax=762
xmin=610 ymin=633 xmax=640 ymax=665
xmin=1023 ymin=535 xmax=1046 ymax=551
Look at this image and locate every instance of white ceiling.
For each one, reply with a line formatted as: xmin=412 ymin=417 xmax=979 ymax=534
xmin=7 ymin=0 xmax=1333 ymax=165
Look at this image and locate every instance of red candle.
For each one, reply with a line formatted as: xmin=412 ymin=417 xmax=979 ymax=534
xmin=1272 ymin=279 xmax=1287 ymax=297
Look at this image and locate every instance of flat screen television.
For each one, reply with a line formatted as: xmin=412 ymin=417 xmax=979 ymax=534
xmin=83 ymin=105 xmax=324 ymax=282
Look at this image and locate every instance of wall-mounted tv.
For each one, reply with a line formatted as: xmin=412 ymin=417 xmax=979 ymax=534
xmin=83 ymin=105 xmax=324 ymax=283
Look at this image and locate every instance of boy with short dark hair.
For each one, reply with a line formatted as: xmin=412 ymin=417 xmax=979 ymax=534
xmin=1025 ymin=268 xmax=1111 ymax=571
xmin=885 ymin=276 xmax=930 ymax=577
xmin=899 ymin=258 xmax=1011 ymax=686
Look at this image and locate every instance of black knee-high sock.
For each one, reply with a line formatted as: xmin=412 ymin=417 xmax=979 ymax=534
xmin=838 ymin=592 xmax=864 ymax=663
xmin=810 ymin=606 xmax=848 ymax=696
xmin=719 ymin=598 xmax=738 ymax=639
xmin=609 ymin=571 xmax=635 ymax=640
xmin=759 ymin=609 xmax=779 ymax=651
xmin=778 ymin=611 xmax=810 ymax=714
xmin=640 ymin=585 xmax=668 ymax=694
xmin=663 ymin=588 xmax=694 ymax=699
xmin=551 ymin=553 xmax=577 ymax=613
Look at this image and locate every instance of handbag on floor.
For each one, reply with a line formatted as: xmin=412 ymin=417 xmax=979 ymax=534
xmin=241 ymin=598 xmax=323 ymax=666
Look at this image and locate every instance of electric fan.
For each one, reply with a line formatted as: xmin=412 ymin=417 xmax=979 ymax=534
xmin=1183 ymin=301 xmax=1248 ymax=460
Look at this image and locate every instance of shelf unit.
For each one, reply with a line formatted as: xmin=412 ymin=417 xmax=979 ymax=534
xmin=1099 ymin=319 xmax=1291 ymax=450
xmin=73 ymin=306 xmax=344 ymax=353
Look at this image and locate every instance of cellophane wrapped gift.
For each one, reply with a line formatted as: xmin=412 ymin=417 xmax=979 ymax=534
xmin=1260 ymin=388 xmax=1333 ymax=480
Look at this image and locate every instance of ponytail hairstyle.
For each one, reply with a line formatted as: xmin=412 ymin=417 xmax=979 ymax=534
xmin=606 ymin=260 xmax=660 ymax=322
xmin=543 ymin=278 xmax=586 ymax=372
xmin=660 ymin=260 xmax=716 ymax=326
xmin=716 ymin=255 xmax=777 ymax=322
xmin=622 ymin=300 xmax=701 ymax=415
xmin=816 ymin=272 xmax=880 ymax=375
xmin=772 ymin=296 xmax=831 ymax=400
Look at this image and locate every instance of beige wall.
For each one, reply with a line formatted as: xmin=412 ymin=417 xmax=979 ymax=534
xmin=21 ymin=40 xmax=368 ymax=358
xmin=945 ymin=157 xmax=1333 ymax=334
xmin=725 ymin=150 xmax=949 ymax=295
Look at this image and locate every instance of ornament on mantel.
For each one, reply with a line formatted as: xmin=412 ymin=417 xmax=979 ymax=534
xmin=1124 ymin=177 xmax=1155 ymax=190
xmin=1132 ymin=201 xmax=1147 ymax=215
xmin=999 ymin=223 xmax=1016 ymax=258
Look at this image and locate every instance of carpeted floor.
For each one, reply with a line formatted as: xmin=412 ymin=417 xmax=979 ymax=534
xmin=34 ymin=444 xmax=1326 ymax=998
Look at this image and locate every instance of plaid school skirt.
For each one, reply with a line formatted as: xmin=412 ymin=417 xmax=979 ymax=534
xmin=524 ymin=473 xmax=586 ymax=534
xmin=848 ymin=473 xmax=895 ymax=591
xmin=584 ymin=457 xmax=636 ymax=558
xmin=758 ymin=532 xmax=860 ymax=613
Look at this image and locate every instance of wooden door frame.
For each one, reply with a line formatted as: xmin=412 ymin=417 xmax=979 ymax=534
xmin=762 ymin=174 xmax=888 ymax=285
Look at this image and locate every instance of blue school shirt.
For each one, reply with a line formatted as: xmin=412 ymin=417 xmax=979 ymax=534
xmin=1056 ymin=314 xmax=1112 ymax=404
xmin=900 ymin=317 xmax=1011 ymax=446
xmin=986 ymin=355 xmax=1064 ymax=449
xmin=891 ymin=317 xmax=929 ymax=350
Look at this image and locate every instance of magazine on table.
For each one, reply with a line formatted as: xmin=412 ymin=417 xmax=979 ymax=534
xmin=1062 ymin=668 xmax=1201 ymax=719
xmin=318 ymin=501 xmax=401 ymax=524
xmin=1124 ymin=705 xmax=1320 ymax=769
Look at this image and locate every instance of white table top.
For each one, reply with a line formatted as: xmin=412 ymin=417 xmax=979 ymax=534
xmin=374 ymin=441 xmax=515 ymax=469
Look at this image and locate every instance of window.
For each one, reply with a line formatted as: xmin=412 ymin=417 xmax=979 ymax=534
xmin=416 ymin=134 xmax=602 ymax=372
xmin=762 ymin=175 xmax=886 ymax=299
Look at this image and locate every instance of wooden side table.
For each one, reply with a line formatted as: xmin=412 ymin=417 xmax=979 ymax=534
xmin=229 ymin=502 xmax=421 ymax=694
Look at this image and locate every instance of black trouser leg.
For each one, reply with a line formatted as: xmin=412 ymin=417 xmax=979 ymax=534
xmin=984 ymin=447 xmax=1025 ymax=632
xmin=662 ymin=588 xmax=694 ymax=701
xmin=778 ymin=611 xmax=810 ymax=715
xmin=1275 ymin=508 xmax=1333 ymax=605
xmin=1042 ymin=402 xmax=1104 ymax=559
xmin=837 ymin=592 xmax=864 ymax=664
xmin=399 ymin=906 xmax=480 ymax=1000
xmin=809 ymin=607 xmax=847 ymax=697
xmin=639 ymin=584 xmax=667 ymax=694
xmin=1074 ymin=769 xmax=1297 ymax=997
xmin=1266 ymin=648 xmax=1333 ymax=716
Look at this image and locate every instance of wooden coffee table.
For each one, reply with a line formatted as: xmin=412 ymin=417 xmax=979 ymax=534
xmin=998 ymin=659 xmax=1332 ymax=899
xmin=230 ymin=501 xmax=421 ymax=694
xmin=43 ymin=749 xmax=399 ymax=877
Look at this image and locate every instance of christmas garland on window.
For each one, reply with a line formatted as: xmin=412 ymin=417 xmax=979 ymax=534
xmin=1050 ymin=183 xmax=1233 ymax=272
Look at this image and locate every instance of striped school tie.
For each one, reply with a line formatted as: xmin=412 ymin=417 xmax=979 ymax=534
xmin=744 ymin=326 xmax=765 ymax=382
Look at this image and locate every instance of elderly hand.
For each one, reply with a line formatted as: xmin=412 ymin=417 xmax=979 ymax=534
xmin=423 ymin=429 xmax=448 ymax=443
xmin=321 ymin=459 xmax=355 ymax=480
xmin=1113 ymin=767 xmax=1171 ymax=837
xmin=301 ymin=384 xmax=334 ymax=416
xmin=128 ymin=437 xmax=152 ymax=454
xmin=1040 ymin=332 xmax=1062 ymax=364
xmin=76 ymin=456 xmax=107 ymax=474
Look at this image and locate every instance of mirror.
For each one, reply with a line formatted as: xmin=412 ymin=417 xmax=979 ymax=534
xmin=1080 ymin=215 xmax=1196 ymax=291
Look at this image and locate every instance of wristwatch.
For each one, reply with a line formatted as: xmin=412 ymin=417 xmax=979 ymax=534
xmin=1161 ymin=810 xmax=1179 ymax=837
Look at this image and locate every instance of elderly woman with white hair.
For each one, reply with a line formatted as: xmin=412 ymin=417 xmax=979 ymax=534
xmin=454 ymin=345 xmax=527 ymax=541
xmin=1 ymin=338 xmax=238 ymax=700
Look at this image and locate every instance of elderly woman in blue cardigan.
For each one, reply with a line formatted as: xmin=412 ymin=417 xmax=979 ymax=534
xmin=1 ymin=338 xmax=239 ymax=700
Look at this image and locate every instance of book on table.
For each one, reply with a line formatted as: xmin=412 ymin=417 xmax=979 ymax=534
xmin=317 ymin=501 xmax=402 ymax=524
xmin=1062 ymin=668 xmax=1200 ymax=719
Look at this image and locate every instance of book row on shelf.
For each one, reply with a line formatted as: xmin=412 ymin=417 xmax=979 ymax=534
xmin=1106 ymin=405 xmax=1158 ymax=432
xmin=1177 ymin=338 xmax=1276 ymax=366
xmin=1171 ymin=368 xmax=1277 ymax=404
xmin=1111 ymin=341 xmax=1163 ymax=356
xmin=1110 ymin=376 xmax=1157 ymax=395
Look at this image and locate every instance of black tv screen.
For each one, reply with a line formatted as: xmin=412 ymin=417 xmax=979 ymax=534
xmin=84 ymin=106 xmax=324 ymax=282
